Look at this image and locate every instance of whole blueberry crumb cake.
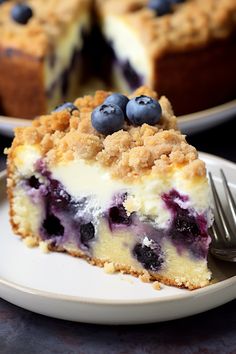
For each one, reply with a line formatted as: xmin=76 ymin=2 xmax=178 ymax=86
xmin=6 ymin=86 xmax=213 ymax=289
xmin=1 ymin=0 xmax=236 ymax=118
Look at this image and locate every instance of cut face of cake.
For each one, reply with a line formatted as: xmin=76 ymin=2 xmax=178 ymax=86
xmin=7 ymin=87 xmax=213 ymax=289
xmin=0 ymin=0 xmax=91 ymax=118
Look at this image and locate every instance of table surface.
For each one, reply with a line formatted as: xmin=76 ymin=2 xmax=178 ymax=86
xmin=0 ymin=118 xmax=236 ymax=354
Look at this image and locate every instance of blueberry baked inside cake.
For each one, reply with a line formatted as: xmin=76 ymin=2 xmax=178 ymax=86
xmin=6 ymin=86 xmax=213 ymax=289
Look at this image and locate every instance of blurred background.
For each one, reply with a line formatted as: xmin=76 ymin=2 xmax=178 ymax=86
xmin=0 ymin=0 xmax=235 ymax=352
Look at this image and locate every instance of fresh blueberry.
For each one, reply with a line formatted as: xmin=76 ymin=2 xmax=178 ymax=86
xmin=42 ymin=214 xmax=64 ymax=237
xmin=91 ymin=103 xmax=124 ymax=135
xmin=148 ymin=0 xmax=172 ymax=16
xmin=11 ymin=4 xmax=33 ymax=25
xmin=133 ymin=243 xmax=163 ymax=271
xmin=53 ymin=102 xmax=79 ymax=114
xmin=104 ymin=94 xmax=129 ymax=115
xmin=126 ymin=95 xmax=162 ymax=126
xmin=80 ymin=223 xmax=95 ymax=246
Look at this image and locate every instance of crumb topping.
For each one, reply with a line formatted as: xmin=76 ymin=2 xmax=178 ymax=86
xmin=152 ymin=281 xmax=161 ymax=290
xmin=23 ymin=236 xmax=38 ymax=248
xmin=139 ymin=270 xmax=152 ymax=283
xmin=8 ymin=86 xmax=206 ymax=182
xmin=104 ymin=262 xmax=116 ymax=274
xmin=0 ymin=0 xmax=91 ymax=57
xmin=97 ymin=0 xmax=236 ymax=58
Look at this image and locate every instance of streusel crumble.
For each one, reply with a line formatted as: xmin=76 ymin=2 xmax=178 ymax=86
xmin=9 ymin=86 xmax=203 ymax=182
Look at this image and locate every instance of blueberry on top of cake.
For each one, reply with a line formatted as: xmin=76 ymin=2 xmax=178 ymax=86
xmin=6 ymin=86 xmax=213 ymax=289
xmin=11 ymin=3 xmax=33 ymax=25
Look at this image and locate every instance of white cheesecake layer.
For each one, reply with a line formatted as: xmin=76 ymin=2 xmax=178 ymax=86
xmin=51 ymin=159 xmax=126 ymax=207
xmin=50 ymin=159 xmax=212 ymax=228
xmin=101 ymin=15 xmax=152 ymax=84
xmin=44 ymin=12 xmax=90 ymax=91
xmin=13 ymin=145 xmax=41 ymax=177
xmin=111 ymin=65 xmax=131 ymax=93
xmin=13 ymin=145 xmax=212 ymax=229
xmin=15 ymin=145 xmax=211 ymax=228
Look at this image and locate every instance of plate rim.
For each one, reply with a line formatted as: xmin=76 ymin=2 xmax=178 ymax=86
xmin=0 ymin=152 xmax=235 ymax=306
xmin=0 ymin=99 xmax=236 ymax=126
xmin=0 ymin=269 xmax=235 ymax=306
xmin=178 ymin=99 xmax=236 ymax=123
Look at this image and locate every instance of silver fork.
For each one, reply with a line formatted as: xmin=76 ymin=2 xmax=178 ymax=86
xmin=208 ymin=169 xmax=236 ymax=262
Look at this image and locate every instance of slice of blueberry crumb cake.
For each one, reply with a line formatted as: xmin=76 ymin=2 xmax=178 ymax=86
xmin=6 ymin=86 xmax=213 ymax=289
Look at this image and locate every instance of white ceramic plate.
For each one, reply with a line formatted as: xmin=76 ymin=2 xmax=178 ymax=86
xmin=0 ymin=152 xmax=236 ymax=325
xmin=1 ymin=100 xmax=236 ymax=137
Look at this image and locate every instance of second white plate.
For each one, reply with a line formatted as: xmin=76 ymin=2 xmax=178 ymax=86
xmin=0 ymin=152 xmax=235 ymax=324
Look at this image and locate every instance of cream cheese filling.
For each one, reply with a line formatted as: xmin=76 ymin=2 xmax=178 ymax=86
xmin=51 ymin=159 xmax=126 ymax=208
xmin=14 ymin=145 xmax=212 ymax=230
xmin=101 ymin=15 xmax=152 ymax=84
xmin=50 ymin=160 xmax=212 ymax=229
xmin=44 ymin=12 xmax=90 ymax=91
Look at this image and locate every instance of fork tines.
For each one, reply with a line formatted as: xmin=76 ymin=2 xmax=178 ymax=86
xmin=209 ymin=170 xmax=236 ymax=244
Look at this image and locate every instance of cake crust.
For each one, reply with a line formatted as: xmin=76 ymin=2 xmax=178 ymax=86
xmin=154 ymin=34 xmax=236 ymax=114
xmin=21 ymin=236 xmax=207 ymax=290
xmin=0 ymin=50 xmax=47 ymax=118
